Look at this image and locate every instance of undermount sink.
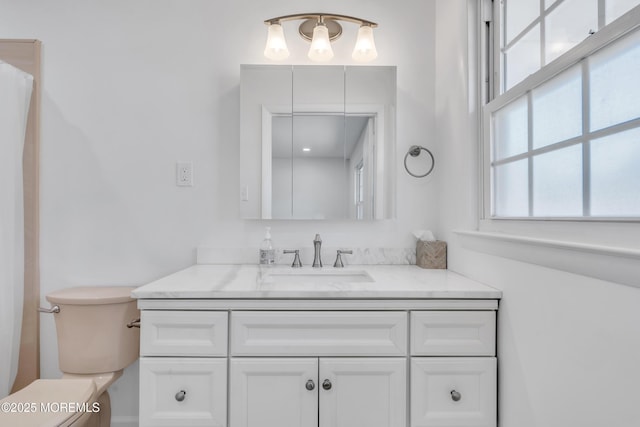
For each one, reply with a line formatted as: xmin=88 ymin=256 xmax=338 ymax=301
xmin=260 ymin=268 xmax=374 ymax=285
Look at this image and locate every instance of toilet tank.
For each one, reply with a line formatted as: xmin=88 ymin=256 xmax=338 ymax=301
xmin=46 ymin=286 xmax=140 ymax=374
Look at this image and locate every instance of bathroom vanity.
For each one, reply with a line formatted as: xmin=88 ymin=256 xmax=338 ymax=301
xmin=132 ymin=265 xmax=500 ymax=427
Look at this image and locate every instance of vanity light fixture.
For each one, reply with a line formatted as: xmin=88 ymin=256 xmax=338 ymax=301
xmin=263 ymin=13 xmax=378 ymax=62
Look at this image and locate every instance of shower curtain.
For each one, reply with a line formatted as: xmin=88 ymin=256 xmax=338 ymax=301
xmin=0 ymin=60 xmax=33 ymax=398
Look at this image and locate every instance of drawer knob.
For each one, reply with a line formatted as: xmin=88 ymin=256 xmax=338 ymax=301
xmin=175 ymin=390 xmax=187 ymax=402
xmin=450 ymin=390 xmax=461 ymax=402
xmin=305 ymin=380 xmax=315 ymax=391
xmin=322 ymin=379 xmax=332 ymax=390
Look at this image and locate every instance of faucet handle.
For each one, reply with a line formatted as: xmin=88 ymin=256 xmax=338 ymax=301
xmin=333 ymin=250 xmax=353 ymax=268
xmin=283 ymin=249 xmax=303 ymax=268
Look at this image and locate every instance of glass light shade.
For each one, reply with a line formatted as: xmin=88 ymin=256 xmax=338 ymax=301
xmin=352 ymin=25 xmax=378 ymax=62
xmin=308 ymin=24 xmax=334 ymax=62
xmin=264 ymin=23 xmax=290 ymax=60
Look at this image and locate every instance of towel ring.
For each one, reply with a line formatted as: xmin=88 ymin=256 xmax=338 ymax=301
xmin=404 ymin=145 xmax=434 ymax=178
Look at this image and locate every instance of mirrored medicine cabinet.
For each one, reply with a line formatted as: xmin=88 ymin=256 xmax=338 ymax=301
xmin=240 ymin=64 xmax=396 ymax=220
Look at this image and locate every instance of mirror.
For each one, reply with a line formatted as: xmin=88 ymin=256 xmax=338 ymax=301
xmin=240 ymin=65 xmax=396 ymax=220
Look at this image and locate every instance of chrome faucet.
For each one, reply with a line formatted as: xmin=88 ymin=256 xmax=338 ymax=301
xmin=283 ymin=249 xmax=302 ymax=268
xmin=333 ymin=249 xmax=353 ymax=268
xmin=312 ymin=234 xmax=322 ymax=268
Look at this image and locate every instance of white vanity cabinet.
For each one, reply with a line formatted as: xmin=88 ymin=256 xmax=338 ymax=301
xmin=137 ymin=300 xmax=498 ymax=427
xmin=133 ymin=265 xmax=502 ymax=427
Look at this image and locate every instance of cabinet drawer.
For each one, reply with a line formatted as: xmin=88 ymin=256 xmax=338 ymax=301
xmin=411 ymin=311 xmax=495 ymax=356
xmin=141 ymin=310 xmax=228 ymax=356
xmin=231 ymin=311 xmax=407 ymax=356
xmin=139 ymin=357 xmax=227 ymax=427
xmin=411 ymin=357 xmax=497 ymax=427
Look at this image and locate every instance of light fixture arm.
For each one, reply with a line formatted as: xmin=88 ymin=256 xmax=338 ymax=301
xmin=264 ymin=13 xmax=377 ymax=28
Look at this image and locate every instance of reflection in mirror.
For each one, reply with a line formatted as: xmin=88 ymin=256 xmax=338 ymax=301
xmin=240 ymin=65 xmax=396 ymax=220
xmin=270 ymin=114 xmax=372 ymax=219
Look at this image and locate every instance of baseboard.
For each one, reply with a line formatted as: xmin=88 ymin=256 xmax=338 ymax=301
xmin=111 ymin=416 xmax=138 ymax=427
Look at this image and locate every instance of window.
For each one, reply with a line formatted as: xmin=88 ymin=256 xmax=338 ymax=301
xmin=499 ymin=0 xmax=640 ymax=92
xmin=485 ymin=2 xmax=640 ymax=219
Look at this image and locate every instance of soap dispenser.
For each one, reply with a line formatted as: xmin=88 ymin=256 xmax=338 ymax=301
xmin=259 ymin=227 xmax=275 ymax=265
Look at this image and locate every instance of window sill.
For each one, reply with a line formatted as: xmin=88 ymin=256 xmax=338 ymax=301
xmin=454 ymin=230 xmax=640 ymax=288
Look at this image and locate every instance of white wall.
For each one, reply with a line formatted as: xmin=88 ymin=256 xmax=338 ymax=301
xmin=435 ymin=2 xmax=640 ymax=427
xmin=0 ymin=0 xmax=437 ymax=422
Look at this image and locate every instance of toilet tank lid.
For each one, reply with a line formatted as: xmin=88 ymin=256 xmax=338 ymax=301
xmin=46 ymin=286 xmax=137 ymax=305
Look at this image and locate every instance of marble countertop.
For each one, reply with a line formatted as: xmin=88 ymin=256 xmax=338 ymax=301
xmin=132 ymin=265 xmax=501 ymax=299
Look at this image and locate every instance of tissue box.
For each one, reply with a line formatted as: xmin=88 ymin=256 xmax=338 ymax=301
xmin=416 ymin=240 xmax=447 ymax=269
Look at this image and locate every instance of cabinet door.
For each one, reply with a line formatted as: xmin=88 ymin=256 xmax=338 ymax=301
xmin=230 ymin=358 xmax=318 ymax=427
xmin=319 ymin=358 xmax=406 ymax=427
xmin=139 ymin=357 xmax=227 ymax=427
xmin=411 ymin=357 xmax=496 ymax=427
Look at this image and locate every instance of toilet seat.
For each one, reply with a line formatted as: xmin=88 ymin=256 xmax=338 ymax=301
xmin=0 ymin=379 xmax=96 ymax=427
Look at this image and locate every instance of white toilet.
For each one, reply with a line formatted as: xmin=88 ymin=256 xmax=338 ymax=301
xmin=0 ymin=286 xmax=140 ymax=427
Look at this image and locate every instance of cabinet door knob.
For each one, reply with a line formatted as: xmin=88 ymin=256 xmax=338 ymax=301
xmin=450 ymin=390 xmax=461 ymax=402
xmin=175 ymin=390 xmax=187 ymax=402
xmin=305 ymin=379 xmax=315 ymax=391
xmin=322 ymin=379 xmax=332 ymax=390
